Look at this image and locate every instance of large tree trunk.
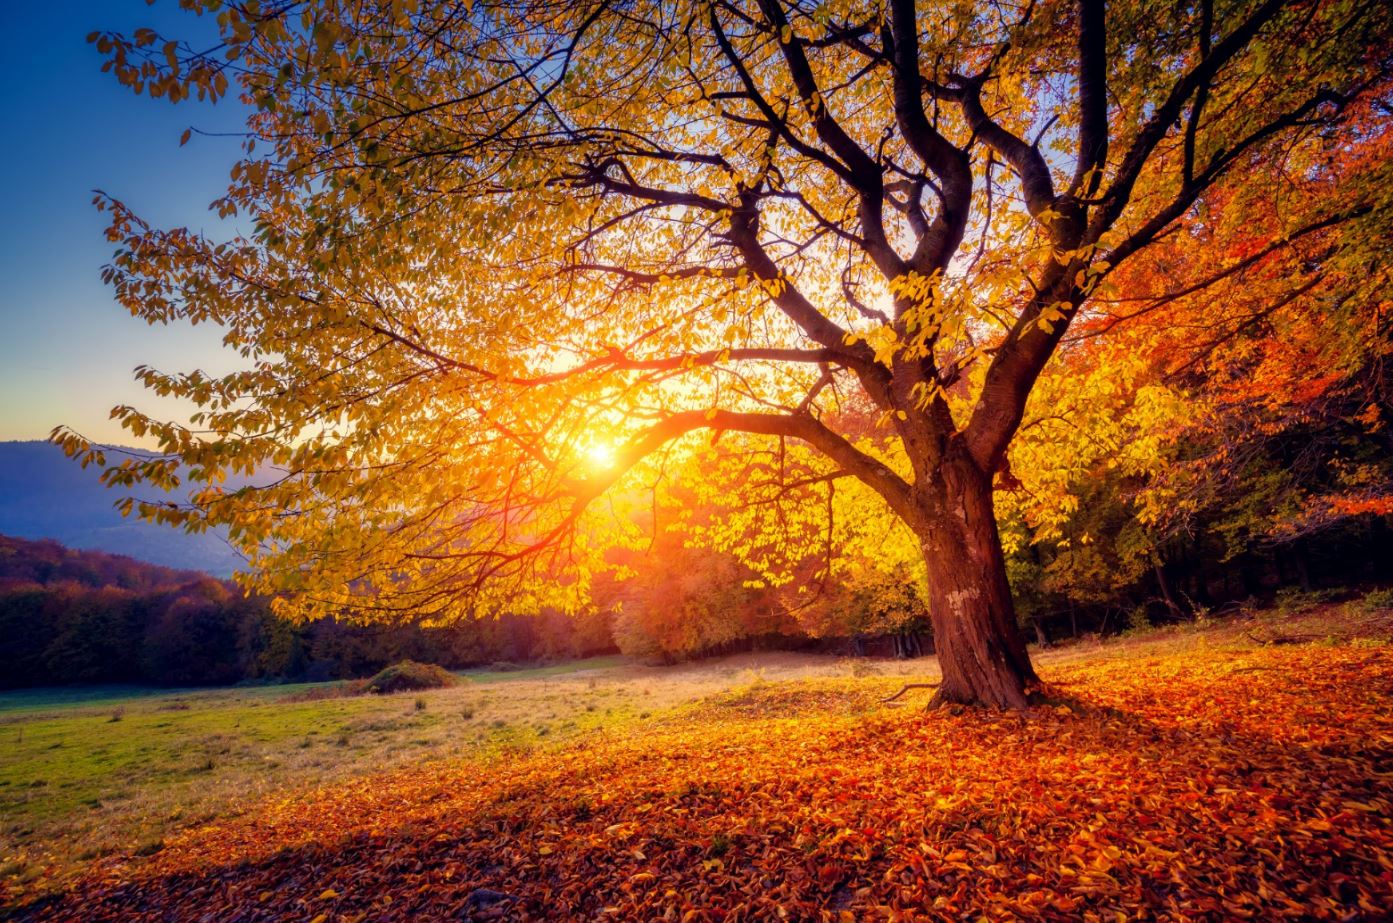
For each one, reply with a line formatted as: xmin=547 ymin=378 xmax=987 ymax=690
xmin=917 ymin=456 xmax=1039 ymax=709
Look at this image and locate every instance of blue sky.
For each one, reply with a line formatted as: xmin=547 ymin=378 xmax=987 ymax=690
xmin=0 ymin=1 xmax=250 ymax=444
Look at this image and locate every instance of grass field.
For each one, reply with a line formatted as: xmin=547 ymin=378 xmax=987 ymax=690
xmin=0 ymin=649 xmax=932 ymax=899
xmin=3 ymin=599 xmax=1391 ymax=919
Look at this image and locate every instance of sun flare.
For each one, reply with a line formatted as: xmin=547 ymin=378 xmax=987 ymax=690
xmin=584 ymin=441 xmax=616 ymax=469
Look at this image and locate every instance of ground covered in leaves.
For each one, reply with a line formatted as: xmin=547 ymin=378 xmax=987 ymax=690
xmin=8 ymin=623 xmax=1393 ymax=921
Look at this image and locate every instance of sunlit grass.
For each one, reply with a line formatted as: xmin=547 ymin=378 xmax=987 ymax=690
xmin=2 ymin=650 xmax=897 ymax=894
xmin=1 ymin=601 xmax=1385 ymax=904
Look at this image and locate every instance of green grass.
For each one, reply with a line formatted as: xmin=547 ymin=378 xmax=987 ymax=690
xmin=456 ymin=654 xmax=628 ymax=683
xmin=0 ymin=685 xmax=202 ymax=714
xmin=5 ymin=696 xmax=368 ymax=819
xmin=0 ymin=658 xmax=675 ymax=894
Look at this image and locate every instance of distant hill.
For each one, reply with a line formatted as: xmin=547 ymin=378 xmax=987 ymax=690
xmin=0 ymin=533 xmax=214 ymax=592
xmin=0 ymin=441 xmax=244 ymax=576
xmin=0 ymin=532 xmax=263 ymax=689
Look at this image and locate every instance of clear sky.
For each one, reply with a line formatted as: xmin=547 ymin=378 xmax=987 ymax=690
xmin=0 ymin=2 xmax=250 ymax=445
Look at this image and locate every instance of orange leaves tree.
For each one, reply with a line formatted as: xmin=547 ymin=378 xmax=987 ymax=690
xmin=68 ymin=0 xmax=1393 ymax=706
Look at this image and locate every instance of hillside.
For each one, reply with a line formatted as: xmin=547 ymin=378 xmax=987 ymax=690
xmin=0 ymin=441 xmax=242 ymax=576
xmin=0 ymin=533 xmax=263 ymax=689
xmin=5 ymin=601 xmax=1390 ymax=919
xmin=0 ymin=534 xmax=209 ymax=592
xmin=0 ymin=533 xmax=620 ymax=690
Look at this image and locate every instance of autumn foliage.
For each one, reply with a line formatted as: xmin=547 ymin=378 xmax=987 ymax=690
xmin=57 ymin=0 xmax=1393 ymax=707
xmin=13 ymin=634 xmax=1391 ymax=920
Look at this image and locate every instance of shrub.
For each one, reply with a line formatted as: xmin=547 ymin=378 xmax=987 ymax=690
xmin=842 ymin=658 xmax=881 ymax=678
xmin=1275 ymin=587 xmax=1336 ymax=614
xmin=1360 ymin=588 xmax=1393 ymax=612
xmin=364 ymin=660 xmax=457 ymax=694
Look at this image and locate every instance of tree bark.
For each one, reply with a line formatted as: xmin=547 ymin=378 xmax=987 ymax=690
xmin=915 ymin=456 xmax=1039 ymax=709
xmin=1154 ymin=557 xmax=1184 ymax=619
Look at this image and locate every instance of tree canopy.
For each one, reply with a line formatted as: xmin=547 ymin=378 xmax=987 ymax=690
xmin=63 ymin=0 xmax=1393 ymax=705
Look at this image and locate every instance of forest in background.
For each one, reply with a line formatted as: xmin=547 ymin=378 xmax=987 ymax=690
xmin=0 ymin=536 xmax=610 ymax=688
xmin=5 ymin=450 xmax=1389 ymax=690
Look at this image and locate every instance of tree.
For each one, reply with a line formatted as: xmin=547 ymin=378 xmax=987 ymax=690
xmin=66 ymin=0 xmax=1392 ymax=706
xmin=1118 ymin=111 xmax=1393 ymax=557
xmin=143 ymin=584 xmax=244 ymax=685
xmin=600 ymin=528 xmax=792 ymax=662
xmin=1002 ymin=90 xmax=1393 ymax=610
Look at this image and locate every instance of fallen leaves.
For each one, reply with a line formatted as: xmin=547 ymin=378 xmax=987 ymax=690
xmin=8 ymin=643 xmax=1392 ymax=921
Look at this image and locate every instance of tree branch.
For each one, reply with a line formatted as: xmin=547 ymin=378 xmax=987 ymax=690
xmin=885 ymin=0 xmax=973 ymax=275
xmin=575 ymin=408 xmax=917 ymax=525
xmin=1092 ymin=0 xmax=1288 ymax=240
xmin=1069 ymin=0 xmax=1109 ymax=197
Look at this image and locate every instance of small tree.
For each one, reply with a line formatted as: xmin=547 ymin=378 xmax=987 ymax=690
xmin=69 ymin=0 xmax=1392 ymax=706
xmin=603 ymin=533 xmax=788 ymax=661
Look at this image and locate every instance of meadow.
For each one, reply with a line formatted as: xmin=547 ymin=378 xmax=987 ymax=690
xmin=1 ymin=650 xmax=928 ymax=899
xmin=3 ymin=598 xmax=1391 ymax=920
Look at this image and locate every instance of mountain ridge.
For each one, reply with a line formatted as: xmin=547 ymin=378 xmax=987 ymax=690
xmin=0 ymin=440 xmax=244 ymax=576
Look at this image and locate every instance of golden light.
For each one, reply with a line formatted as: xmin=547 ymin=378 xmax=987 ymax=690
xmin=585 ymin=441 xmax=616 ymax=469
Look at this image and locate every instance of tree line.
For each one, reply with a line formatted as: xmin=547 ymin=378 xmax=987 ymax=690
xmin=4 ymin=533 xmax=922 ymax=687
xmin=6 ymin=474 xmax=1389 ymax=690
xmin=0 ymin=537 xmax=604 ymax=687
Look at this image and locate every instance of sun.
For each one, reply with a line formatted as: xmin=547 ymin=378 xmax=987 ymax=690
xmin=584 ymin=441 xmax=616 ymax=469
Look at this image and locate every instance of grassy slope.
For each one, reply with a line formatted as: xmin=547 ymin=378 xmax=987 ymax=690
xmin=0 ymin=652 xmax=936 ymax=897
xmin=4 ymin=601 xmax=1391 ymax=919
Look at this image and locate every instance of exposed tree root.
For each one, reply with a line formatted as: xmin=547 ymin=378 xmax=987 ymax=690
xmin=1245 ymin=630 xmax=1317 ymax=646
xmin=880 ymin=683 xmax=939 ymax=704
xmin=922 ymin=682 xmax=1073 ymax=712
xmin=882 ymin=681 xmax=1075 ymax=711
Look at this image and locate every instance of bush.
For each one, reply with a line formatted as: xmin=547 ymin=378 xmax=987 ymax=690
xmin=1274 ymin=587 xmax=1337 ymax=614
xmin=1123 ymin=605 xmax=1152 ymax=635
xmin=1361 ymin=588 xmax=1393 ymax=612
xmin=844 ymin=658 xmax=881 ymax=678
xmin=363 ymin=660 xmax=457 ymax=694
